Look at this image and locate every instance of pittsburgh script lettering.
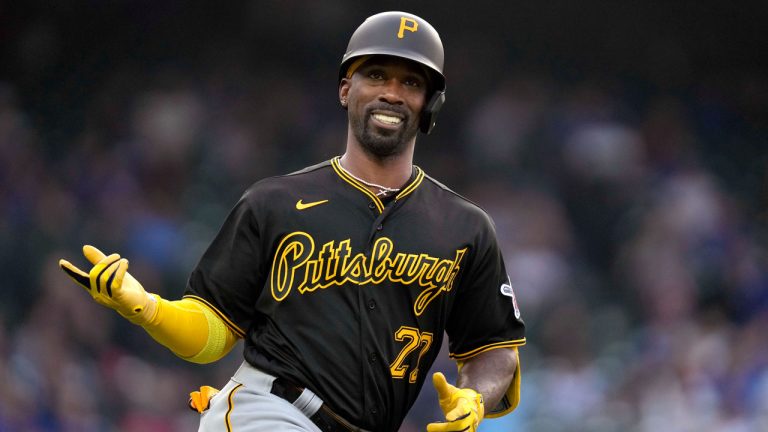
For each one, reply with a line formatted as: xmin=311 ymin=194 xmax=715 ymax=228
xmin=270 ymin=232 xmax=467 ymax=315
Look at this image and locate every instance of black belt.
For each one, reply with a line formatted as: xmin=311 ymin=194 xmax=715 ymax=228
xmin=270 ymin=377 xmax=368 ymax=432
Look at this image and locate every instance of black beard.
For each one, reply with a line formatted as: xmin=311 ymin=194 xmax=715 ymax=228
xmin=350 ymin=103 xmax=419 ymax=158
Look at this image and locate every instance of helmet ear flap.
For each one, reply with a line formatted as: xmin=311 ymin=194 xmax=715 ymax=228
xmin=419 ymin=90 xmax=445 ymax=135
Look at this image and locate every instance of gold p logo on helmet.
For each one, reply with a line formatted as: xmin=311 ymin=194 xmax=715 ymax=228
xmin=397 ymin=17 xmax=418 ymax=38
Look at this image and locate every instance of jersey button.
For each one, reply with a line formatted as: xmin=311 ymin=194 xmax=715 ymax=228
xmin=370 ymin=407 xmax=378 ymax=415
xmin=368 ymin=202 xmax=376 ymax=210
xmin=368 ymin=300 xmax=376 ymax=310
xmin=376 ymin=223 xmax=383 ymax=231
xmin=368 ymin=352 xmax=378 ymax=363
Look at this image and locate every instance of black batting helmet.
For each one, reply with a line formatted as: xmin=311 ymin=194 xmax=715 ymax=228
xmin=340 ymin=11 xmax=446 ymax=134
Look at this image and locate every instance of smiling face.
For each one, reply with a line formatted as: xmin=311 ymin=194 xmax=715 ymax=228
xmin=340 ymin=55 xmax=429 ymax=158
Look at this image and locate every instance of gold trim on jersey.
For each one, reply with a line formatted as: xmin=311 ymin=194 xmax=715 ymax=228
xmin=395 ymin=166 xmax=424 ymax=200
xmin=448 ymin=339 xmax=527 ymax=361
xmin=270 ymin=231 xmax=467 ymax=316
xmin=331 ymin=157 xmax=383 ymax=212
xmin=183 ymin=295 xmax=246 ymax=338
xmin=330 ymin=157 xmax=424 ymax=212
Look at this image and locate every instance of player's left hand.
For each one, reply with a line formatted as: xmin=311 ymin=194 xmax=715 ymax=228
xmin=427 ymin=372 xmax=484 ymax=432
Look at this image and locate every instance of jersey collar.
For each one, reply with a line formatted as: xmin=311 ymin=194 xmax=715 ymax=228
xmin=331 ymin=156 xmax=425 ymax=213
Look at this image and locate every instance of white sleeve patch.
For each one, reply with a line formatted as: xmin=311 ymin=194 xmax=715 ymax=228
xmin=500 ymin=276 xmax=521 ymax=319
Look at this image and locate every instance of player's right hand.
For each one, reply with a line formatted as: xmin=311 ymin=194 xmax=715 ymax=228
xmin=59 ymin=245 xmax=158 ymax=325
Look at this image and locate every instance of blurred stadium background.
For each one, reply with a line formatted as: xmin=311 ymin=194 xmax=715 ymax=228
xmin=1 ymin=1 xmax=767 ymax=431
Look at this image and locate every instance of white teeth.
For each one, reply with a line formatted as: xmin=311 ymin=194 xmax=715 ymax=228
xmin=372 ymin=113 xmax=402 ymax=125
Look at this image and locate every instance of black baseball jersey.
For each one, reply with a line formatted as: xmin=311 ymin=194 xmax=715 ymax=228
xmin=185 ymin=157 xmax=526 ymax=431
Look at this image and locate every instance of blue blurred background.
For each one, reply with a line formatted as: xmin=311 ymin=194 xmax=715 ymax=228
xmin=1 ymin=1 xmax=767 ymax=431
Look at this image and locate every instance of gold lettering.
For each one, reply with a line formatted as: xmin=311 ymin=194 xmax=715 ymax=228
xmin=322 ymin=242 xmax=338 ymax=280
xmin=270 ymin=232 xmax=314 ymax=301
xmin=393 ymin=253 xmax=418 ymax=281
xmin=269 ymin=232 xmax=468 ymax=314
xmin=370 ymin=238 xmax=394 ymax=282
xmin=417 ymin=256 xmax=440 ymax=287
xmin=413 ymin=248 xmax=467 ymax=316
xmin=337 ymin=239 xmax=352 ymax=279
xmin=345 ymin=254 xmax=367 ymax=280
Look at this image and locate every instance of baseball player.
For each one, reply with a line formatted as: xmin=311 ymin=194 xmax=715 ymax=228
xmin=59 ymin=11 xmax=525 ymax=432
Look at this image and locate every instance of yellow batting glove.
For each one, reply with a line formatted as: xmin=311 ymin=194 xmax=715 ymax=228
xmin=427 ymin=372 xmax=484 ymax=432
xmin=59 ymin=245 xmax=158 ymax=325
xmin=188 ymin=385 xmax=220 ymax=413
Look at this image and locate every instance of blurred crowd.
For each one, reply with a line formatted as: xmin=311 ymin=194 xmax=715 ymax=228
xmin=1 ymin=3 xmax=767 ymax=431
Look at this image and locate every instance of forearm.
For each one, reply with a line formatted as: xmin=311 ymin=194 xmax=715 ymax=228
xmin=457 ymin=347 xmax=518 ymax=410
xmin=141 ymin=296 xmax=239 ymax=363
xmin=58 ymin=245 xmax=238 ymax=363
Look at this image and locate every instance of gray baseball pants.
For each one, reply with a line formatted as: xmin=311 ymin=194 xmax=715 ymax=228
xmin=198 ymin=361 xmax=323 ymax=432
